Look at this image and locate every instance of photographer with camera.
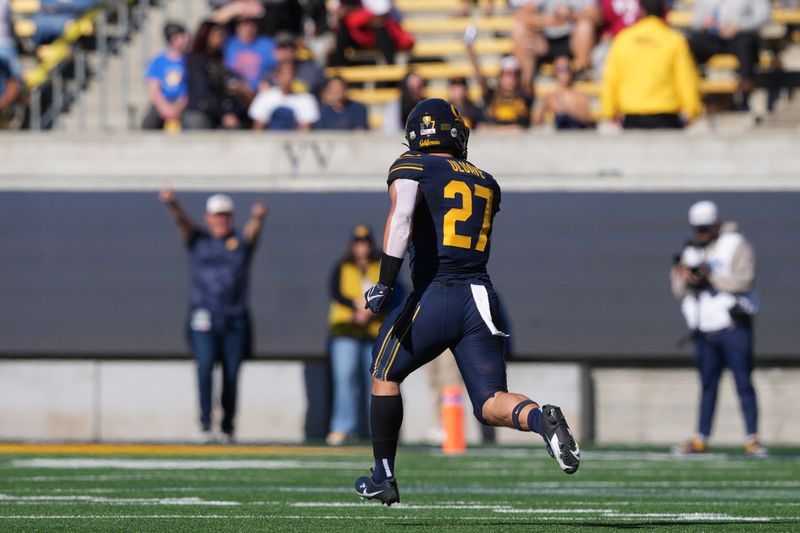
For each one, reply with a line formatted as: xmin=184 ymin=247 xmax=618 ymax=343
xmin=670 ymin=200 xmax=766 ymax=457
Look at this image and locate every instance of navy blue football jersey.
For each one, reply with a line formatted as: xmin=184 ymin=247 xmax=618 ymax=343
xmin=387 ymin=150 xmax=501 ymax=287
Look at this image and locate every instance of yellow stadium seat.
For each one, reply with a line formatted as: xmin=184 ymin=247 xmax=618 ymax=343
xmin=327 ymin=62 xmax=502 ymax=83
xmin=347 ymin=77 xmax=735 ymax=107
xmin=403 ymin=16 xmax=513 ymax=34
xmin=9 ymin=0 xmax=40 ymax=14
xmin=669 ymin=8 xmax=800 ymax=27
xmin=412 ymin=38 xmax=512 ymax=57
xmin=396 ymin=0 xmax=505 ymax=12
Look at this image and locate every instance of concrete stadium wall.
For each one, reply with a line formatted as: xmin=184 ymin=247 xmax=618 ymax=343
xmin=0 ymin=360 xmax=583 ymax=445
xmin=594 ymin=368 xmax=800 ymax=445
xmin=1 ymin=131 xmax=799 ymax=190
xmin=2 ymin=360 xmax=799 ymax=445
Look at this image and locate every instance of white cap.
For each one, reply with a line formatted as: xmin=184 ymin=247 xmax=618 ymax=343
xmin=499 ymin=55 xmax=520 ymax=72
xmin=206 ymin=194 xmax=234 ymax=214
xmin=688 ymin=200 xmax=718 ymax=226
xmin=363 ymin=0 xmax=391 ymax=15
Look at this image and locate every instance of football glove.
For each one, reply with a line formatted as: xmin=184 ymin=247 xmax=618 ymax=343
xmin=364 ymin=283 xmax=392 ymax=313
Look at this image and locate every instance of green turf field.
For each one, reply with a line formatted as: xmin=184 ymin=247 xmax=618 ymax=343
xmin=1 ymin=443 xmax=799 ymax=532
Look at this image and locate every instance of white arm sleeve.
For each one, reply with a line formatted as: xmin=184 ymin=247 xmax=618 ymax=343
xmin=385 ymin=179 xmax=419 ymax=258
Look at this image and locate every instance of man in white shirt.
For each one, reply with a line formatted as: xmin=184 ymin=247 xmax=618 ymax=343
xmin=248 ymin=62 xmax=320 ymax=130
xmin=670 ymin=200 xmax=766 ymax=457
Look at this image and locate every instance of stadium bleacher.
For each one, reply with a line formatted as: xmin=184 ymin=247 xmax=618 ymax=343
xmin=4 ymin=0 xmax=800 ymax=129
xmin=334 ymin=0 xmax=800 ymax=126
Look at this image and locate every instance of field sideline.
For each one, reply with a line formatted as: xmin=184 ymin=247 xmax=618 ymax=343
xmin=1 ymin=443 xmax=799 ymax=532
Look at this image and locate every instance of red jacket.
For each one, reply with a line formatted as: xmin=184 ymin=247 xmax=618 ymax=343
xmin=342 ymin=8 xmax=414 ymax=50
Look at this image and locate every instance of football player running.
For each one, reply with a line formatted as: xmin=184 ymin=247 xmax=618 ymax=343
xmin=355 ymin=98 xmax=580 ymax=506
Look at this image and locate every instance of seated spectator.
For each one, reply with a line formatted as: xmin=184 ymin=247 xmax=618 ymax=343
xmin=224 ymin=17 xmax=277 ymax=92
xmin=510 ymin=0 xmax=600 ymax=87
xmin=0 ymin=56 xmax=21 ymax=128
xmin=316 ymin=76 xmax=369 ymax=130
xmin=600 ymin=0 xmax=700 ymax=129
xmin=592 ymin=0 xmax=640 ymax=79
xmin=299 ymin=0 xmax=334 ymax=65
xmin=28 ymin=0 xmax=97 ymax=46
xmin=142 ymin=23 xmax=189 ymax=130
xmin=332 ymin=0 xmax=413 ymax=66
xmin=262 ymin=32 xmax=326 ymax=97
xmin=688 ymin=0 xmax=770 ymax=108
xmin=184 ymin=21 xmax=251 ymax=130
xmin=381 ymin=71 xmax=425 ymax=132
xmin=533 ymin=55 xmax=593 ymax=129
xmin=447 ymin=76 xmax=483 ymax=129
xmin=248 ymin=61 xmax=320 ymax=129
xmin=0 ymin=0 xmax=22 ymax=82
xmin=468 ymin=32 xmax=533 ymax=130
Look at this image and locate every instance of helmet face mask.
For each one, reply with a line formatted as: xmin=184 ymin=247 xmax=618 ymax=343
xmin=404 ymin=98 xmax=470 ymax=160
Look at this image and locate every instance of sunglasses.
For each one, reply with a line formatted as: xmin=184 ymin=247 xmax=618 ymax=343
xmin=693 ymin=225 xmax=713 ymax=232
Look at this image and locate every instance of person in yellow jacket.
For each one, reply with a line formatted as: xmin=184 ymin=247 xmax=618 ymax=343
xmin=601 ymin=0 xmax=700 ymax=129
xmin=327 ymin=225 xmax=385 ymax=445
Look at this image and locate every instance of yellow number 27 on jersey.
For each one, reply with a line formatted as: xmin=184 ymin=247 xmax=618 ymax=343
xmin=442 ymin=180 xmax=494 ymax=252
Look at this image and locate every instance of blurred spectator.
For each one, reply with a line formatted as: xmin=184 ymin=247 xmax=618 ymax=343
xmin=447 ymin=76 xmax=483 ymax=129
xmin=0 ymin=56 xmax=21 ymax=128
xmin=533 ymin=55 xmax=593 ymax=129
xmin=300 ymin=0 xmax=335 ymax=65
xmin=600 ymin=0 xmax=699 ymax=129
xmin=381 ymin=71 xmax=425 ymax=132
xmin=470 ymin=50 xmax=534 ymax=130
xmin=29 ymin=0 xmax=96 ymax=46
xmin=326 ymin=225 xmax=383 ymax=445
xmin=224 ymin=17 xmax=277 ymax=92
xmin=315 ymin=76 xmax=369 ymax=130
xmin=510 ymin=0 xmax=600 ymax=87
xmin=465 ymin=27 xmax=533 ymax=130
xmin=262 ymin=32 xmax=326 ymax=97
xmin=159 ymin=189 xmax=268 ymax=443
xmin=142 ymin=23 xmax=189 ymax=130
xmin=184 ymin=21 xmax=251 ymax=130
xmin=688 ymin=0 xmax=771 ymax=108
xmin=670 ymin=200 xmax=766 ymax=457
xmin=248 ymin=61 xmax=320 ymax=129
xmin=332 ymin=0 xmax=413 ymax=66
xmin=0 ymin=0 xmax=21 ymax=81
xmin=592 ymin=0 xmax=640 ymax=79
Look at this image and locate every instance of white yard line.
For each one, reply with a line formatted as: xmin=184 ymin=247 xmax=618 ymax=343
xmin=0 ymin=494 xmax=239 ymax=506
xmin=0 ymin=514 xmax=789 ymax=522
xmin=11 ymin=459 xmax=362 ymax=471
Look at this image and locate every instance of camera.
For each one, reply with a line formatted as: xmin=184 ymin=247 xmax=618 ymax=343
xmin=672 ymin=254 xmax=711 ymax=292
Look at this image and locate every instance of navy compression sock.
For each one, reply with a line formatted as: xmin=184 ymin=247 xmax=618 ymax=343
xmin=527 ymin=406 xmax=544 ymax=435
xmin=371 ymin=394 xmax=403 ymax=483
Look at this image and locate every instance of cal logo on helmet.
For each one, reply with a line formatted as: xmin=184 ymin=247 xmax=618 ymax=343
xmin=404 ymin=98 xmax=470 ymax=160
xmin=420 ymin=115 xmax=436 ymax=136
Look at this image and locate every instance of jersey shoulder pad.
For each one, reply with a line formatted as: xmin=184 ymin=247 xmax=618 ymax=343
xmin=387 ymin=151 xmax=425 ymax=184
